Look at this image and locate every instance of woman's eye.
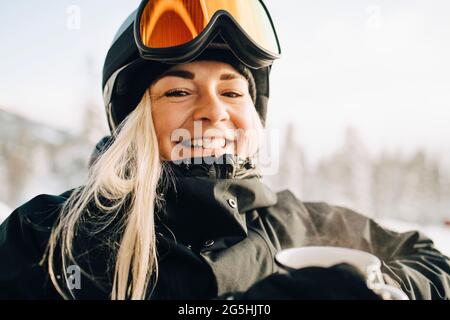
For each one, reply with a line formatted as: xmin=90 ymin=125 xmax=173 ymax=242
xmin=223 ymin=91 xmax=243 ymax=98
xmin=165 ymin=89 xmax=189 ymax=97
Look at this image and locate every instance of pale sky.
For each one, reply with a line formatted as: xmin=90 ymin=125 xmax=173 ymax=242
xmin=1 ymin=0 xmax=450 ymax=161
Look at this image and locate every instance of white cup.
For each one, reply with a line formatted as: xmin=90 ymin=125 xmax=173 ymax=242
xmin=275 ymin=246 xmax=409 ymax=300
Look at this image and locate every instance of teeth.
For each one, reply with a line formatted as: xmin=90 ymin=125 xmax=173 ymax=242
xmin=203 ymin=137 xmax=212 ymax=147
xmin=193 ymin=139 xmax=203 ymax=148
xmin=180 ymin=140 xmax=192 ymax=147
xmin=181 ymin=138 xmax=227 ymax=149
xmin=216 ymin=138 xmax=226 ymax=148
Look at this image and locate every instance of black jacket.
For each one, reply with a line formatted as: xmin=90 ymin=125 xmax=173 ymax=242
xmin=1 ymin=159 xmax=450 ymax=300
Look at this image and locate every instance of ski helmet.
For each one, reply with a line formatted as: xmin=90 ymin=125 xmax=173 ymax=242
xmin=102 ymin=1 xmax=281 ymax=132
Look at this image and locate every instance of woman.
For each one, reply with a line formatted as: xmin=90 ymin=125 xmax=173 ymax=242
xmin=1 ymin=0 xmax=450 ymax=300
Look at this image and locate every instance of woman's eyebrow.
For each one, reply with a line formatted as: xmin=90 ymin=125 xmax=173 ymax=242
xmin=220 ymin=73 xmax=246 ymax=81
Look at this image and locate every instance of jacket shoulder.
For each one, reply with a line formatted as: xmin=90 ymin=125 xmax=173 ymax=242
xmin=13 ymin=187 xmax=79 ymax=232
xmin=270 ymin=189 xmax=374 ymax=245
xmin=0 ymin=188 xmax=79 ymax=299
xmin=273 ymin=189 xmax=345 ymax=217
xmin=275 ymin=189 xmax=370 ymax=220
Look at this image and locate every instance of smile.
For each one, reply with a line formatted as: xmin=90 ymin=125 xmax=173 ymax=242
xmin=179 ymin=137 xmax=232 ymax=149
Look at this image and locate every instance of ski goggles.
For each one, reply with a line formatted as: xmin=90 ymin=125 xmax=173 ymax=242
xmin=134 ymin=0 xmax=281 ymax=69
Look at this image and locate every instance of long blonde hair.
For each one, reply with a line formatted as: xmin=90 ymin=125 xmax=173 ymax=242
xmin=43 ymin=89 xmax=164 ymax=300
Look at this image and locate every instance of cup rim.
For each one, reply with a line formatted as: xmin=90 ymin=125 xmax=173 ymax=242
xmin=274 ymin=246 xmax=382 ymax=273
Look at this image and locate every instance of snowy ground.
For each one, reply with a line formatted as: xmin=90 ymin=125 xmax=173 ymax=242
xmin=377 ymin=218 xmax=450 ymax=257
xmin=0 ymin=202 xmax=11 ymax=225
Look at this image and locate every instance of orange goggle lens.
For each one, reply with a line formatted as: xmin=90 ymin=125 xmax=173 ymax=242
xmin=139 ymin=0 xmax=279 ymax=54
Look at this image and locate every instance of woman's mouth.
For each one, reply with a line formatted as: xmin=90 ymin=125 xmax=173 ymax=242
xmin=179 ymin=137 xmax=233 ymax=149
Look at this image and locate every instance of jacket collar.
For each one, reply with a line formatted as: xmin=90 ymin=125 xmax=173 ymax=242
xmin=163 ymin=154 xmax=261 ymax=179
xmin=157 ymin=154 xmax=277 ymax=250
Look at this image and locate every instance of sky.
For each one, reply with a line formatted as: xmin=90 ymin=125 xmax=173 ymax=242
xmin=1 ymin=0 xmax=450 ymax=162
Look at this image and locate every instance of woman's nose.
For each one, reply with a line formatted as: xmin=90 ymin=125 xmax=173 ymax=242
xmin=192 ymin=92 xmax=230 ymax=125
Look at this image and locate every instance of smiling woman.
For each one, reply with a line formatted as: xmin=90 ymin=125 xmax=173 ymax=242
xmin=0 ymin=0 xmax=450 ymax=301
xmin=150 ymin=59 xmax=262 ymax=161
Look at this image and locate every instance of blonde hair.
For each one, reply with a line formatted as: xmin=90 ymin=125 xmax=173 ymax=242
xmin=42 ymin=90 xmax=164 ymax=300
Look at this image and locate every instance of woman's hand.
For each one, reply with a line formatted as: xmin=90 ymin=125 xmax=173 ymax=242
xmin=237 ymin=263 xmax=382 ymax=300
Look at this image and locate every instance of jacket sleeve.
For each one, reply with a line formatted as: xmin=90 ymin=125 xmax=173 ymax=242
xmin=368 ymin=219 xmax=450 ymax=300
xmin=305 ymin=202 xmax=450 ymax=300
xmin=0 ymin=193 xmax=70 ymax=299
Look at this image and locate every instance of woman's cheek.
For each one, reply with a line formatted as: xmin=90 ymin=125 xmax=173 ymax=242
xmin=228 ymin=111 xmax=260 ymax=157
xmin=231 ymin=106 xmax=261 ymax=131
xmin=154 ymin=112 xmax=191 ymax=160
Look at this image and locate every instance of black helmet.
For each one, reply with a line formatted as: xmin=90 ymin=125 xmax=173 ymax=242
xmin=102 ymin=3 xmax=280 ymax=133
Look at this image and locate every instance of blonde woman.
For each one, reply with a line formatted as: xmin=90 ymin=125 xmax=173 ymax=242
xmin=1 ymin=0 xmax=449 ymax=300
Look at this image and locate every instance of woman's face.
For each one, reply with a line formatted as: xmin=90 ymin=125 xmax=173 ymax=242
xmin=150 ymin=60 xmax=263 ymax=161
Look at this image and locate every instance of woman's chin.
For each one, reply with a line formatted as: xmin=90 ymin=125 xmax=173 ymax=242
xmin=185 ymin=146 xmax=230 ymax=159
